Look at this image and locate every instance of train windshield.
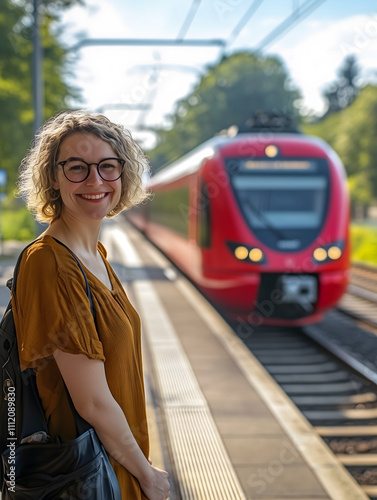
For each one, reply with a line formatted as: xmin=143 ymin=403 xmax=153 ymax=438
xmin=226 ymin=158 xmax=330 ymax=251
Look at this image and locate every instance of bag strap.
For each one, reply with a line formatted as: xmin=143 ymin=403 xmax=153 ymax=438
xmin=51 ymin=237 xmax=96 ymax=323
xmin=50 ymin=237 xmax=98 ymax=435
xmin=13 ymin=237 xmax=98 ymax=437
xmin=12 ymin=238 xmax=95 ymax=322
xmin=10 ymin=239 xmax=42 ymax=292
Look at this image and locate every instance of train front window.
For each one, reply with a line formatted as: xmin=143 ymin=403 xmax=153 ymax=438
xmin=226 ymin=158 xmax=330 ymax=251
xmin=234 ymin=176 xmax=327 ymax=229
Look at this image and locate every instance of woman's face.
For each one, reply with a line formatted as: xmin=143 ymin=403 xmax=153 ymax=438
xmin=54 ymin=132 xmax=123 ymax=222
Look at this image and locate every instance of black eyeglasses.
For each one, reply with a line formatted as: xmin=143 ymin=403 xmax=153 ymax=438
xmin=57 ymin=157 xmax=125 ymax=183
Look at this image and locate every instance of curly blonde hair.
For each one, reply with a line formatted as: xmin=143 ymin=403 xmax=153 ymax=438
xmin=17 ymin=110 xmax=150 ymax=223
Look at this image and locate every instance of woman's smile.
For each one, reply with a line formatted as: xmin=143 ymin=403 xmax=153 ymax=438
xmin=78 ymin=192 xmax=110 ymax=201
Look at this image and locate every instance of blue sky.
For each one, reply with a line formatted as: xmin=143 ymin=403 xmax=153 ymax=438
xmin=61 ymin=0 xmax=377 ymax=147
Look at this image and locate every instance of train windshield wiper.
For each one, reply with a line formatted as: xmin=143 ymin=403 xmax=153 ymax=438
xmin=244 ymin=199 xmax=286 ymax=241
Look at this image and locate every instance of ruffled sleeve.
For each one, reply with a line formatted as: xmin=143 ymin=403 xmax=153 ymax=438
xmin=12 ymin=240 xmax=106 ymax=371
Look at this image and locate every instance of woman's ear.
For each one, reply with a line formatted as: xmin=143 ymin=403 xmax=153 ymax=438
xmin=52 ymin=172 xmax=60 ymax=190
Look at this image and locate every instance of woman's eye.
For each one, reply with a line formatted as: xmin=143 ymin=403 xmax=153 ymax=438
xmin=69 ymin=164 xmax=86 ymax=171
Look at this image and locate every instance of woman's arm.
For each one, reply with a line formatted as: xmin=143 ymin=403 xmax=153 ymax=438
xmin=53 ymin=350 xmax=170 ymax=500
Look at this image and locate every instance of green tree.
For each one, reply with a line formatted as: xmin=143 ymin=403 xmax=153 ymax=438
xmin=148 ymin=51 xmax=301 ymax=170
xmin=0 ymin=0 xmax=29 ymax=187
xmin=0 ymin=0 xmax=83 ymax=191
xmin=322 ymin=55 xmax=359 ymax=117
xmin=304 ymin=85 xmax=377 ymax=209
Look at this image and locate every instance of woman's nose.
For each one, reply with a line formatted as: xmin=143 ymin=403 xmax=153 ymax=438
xmin=85 ymin=164 xmax=103 ymax=185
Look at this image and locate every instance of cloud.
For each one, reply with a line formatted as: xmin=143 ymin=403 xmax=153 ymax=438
xmin=267 ymin=14 xmax=377 ymax=113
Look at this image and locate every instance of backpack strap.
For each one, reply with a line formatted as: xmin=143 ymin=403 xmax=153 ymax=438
xmin=11 ymin=237 xmax=96 ymax=322
xmin=10 ymin=239 xmax=41 ymax=293
xmin=13 ymin=237 xmax=98 ymax=437
xmin=50 ymin=237 xmax=96 ymax=323
xmin=45 ymin=237 xmax=98 ymax=435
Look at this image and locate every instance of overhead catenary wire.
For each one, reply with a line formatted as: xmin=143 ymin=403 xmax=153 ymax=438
xmin=71 ymin=38 xmax=225 ymax=51
xmin=256 ymin=0 xmax=327 ymax=51
xmin=137 ymin=0 xmax=327 ymax=135
xmin=138 ymin=0 xmax=203 ymax=130
xmin=225 ymin=0 xmax=265 ymax=49
xmin=94 ymin=103 xmax=152 ymax=113
xmin=133 ymin=0 xmax=326 ymax=132
xmin=135 ymin=53 xmax=162 ymax=129
xmin=176 ymin=0 xmax=203 ymax=40
xmin=127 ymin=64 xmax=204 ymax=76
xmin=224 ymin=0 xmax=326 ymax=52
xmin=85 ymin=0 xmax=326 ymax=134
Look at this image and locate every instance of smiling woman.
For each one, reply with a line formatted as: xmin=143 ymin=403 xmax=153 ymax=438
xmin=53 ymin=132 xmax=124 ymax=222
xmin=18 ymin=110 xmax=149 ymax=223
xmin=11 ymin=110 xmax=170 ymax=500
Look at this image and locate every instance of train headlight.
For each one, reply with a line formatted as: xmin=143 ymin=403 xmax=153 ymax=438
xmin=328 ymin=246 xmax=342 ymax=260
xmin=313 ymin=247 xmax=327 ymax=262
xmin=313 ymin=242 xmax=344 ymax=263
xmin=249 ymin=248 xmax=263 ymax=262
xmin=228 ymin=242 xmax=266 ymax=264
xmin=265 ymin=145 xmax=279 ymax=158
xmin=234 ymin=246 xmax=249 ymax=260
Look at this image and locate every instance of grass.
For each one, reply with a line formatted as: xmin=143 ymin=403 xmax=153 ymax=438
xmin=0 ymin=204 xmax=36 ymax=241
xmin=350 ymin=224 xmax=377 ymax=267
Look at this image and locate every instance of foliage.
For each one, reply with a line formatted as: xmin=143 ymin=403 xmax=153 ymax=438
xmin=0 ymin=0 xmax=30 ymax=189
xmin=148 ymin=51 xmax=301 ymax=171
xmin=303 ymin=85 xmax=377 ymax=206
xmin=0 ymin=0 xmax=83 ymax=192
xmin=351 ymin=224 xmax=377 ymax=266
xmin=322 ymin=55 xmax=360 ymax=116
xmin=0 ymin=201 xmax=35 ymax=241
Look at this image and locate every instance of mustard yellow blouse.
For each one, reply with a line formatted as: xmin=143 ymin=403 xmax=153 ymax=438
xmin=12 ymin=235 xmax=149 ymax=499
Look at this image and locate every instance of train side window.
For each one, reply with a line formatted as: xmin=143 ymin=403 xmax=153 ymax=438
xmin=149 ymin=186 xmax=190 ymax=237
xmin=198 ymin=181 xmax=211 ymax=248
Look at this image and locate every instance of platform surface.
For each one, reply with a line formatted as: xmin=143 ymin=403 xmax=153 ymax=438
xmin=0 ymin=221 xmax=369 ymax=500
xmin=102 ymin=219 xmax=368 ymax=500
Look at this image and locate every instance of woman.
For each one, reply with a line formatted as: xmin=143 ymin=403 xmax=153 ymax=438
xmin=13 ymin=110 xmax=170 ymax=499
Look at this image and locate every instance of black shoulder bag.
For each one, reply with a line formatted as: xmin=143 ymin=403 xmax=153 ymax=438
xmin=1 ymin=239 xmax=121 ymax=499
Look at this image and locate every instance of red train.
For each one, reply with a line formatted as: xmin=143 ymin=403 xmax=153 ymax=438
xmin=128 ymin=132 xmax=350 ymax=325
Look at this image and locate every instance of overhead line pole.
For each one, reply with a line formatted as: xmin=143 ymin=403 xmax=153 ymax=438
xmin=32 ymin=0 xmax=45 ymax=235
xmin=32 ymin=0 xmax=44 ymax=134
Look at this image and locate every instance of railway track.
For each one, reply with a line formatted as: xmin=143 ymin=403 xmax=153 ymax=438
xmin=339 ymin=263 xmax=377 ymax=329
xmin=237 ymin=325 xmax=377 ymax=500
xmin=233 ymin=264 xmax=377 ymax=499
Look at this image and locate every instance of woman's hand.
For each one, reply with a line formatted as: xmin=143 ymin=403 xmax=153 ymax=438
xmin=140 ymin=465 xmax=170 ymax=500
xmin=53 ymin=351 xmax=168 ymax=494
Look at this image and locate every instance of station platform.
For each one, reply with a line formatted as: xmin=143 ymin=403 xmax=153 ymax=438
xmin=0 ymin=221 xmax=369 ymax=500
xmin=101 ymin=219 xmax=368 ymax=500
